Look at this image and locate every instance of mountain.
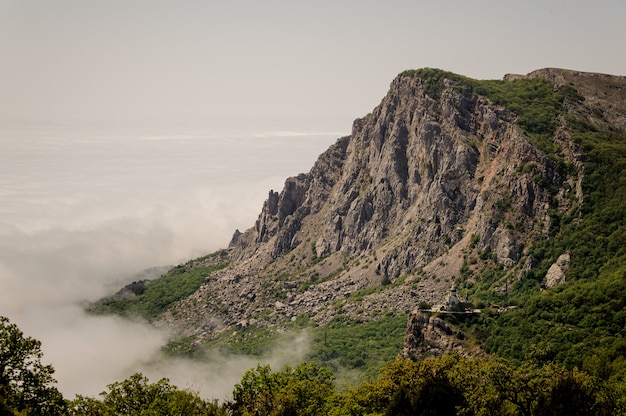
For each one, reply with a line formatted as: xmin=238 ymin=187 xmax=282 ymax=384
xmin=95 ymin=68 xmax=626 ymax=373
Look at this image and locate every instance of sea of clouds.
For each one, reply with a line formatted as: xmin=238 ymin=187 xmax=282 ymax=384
xmin=0 ymin=119 xmax=341 ymax=399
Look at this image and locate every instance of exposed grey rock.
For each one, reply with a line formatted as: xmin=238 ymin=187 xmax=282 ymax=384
xmin=158 ymin=68 xmax=626 ymax=349
xmin=545 ymin=253 xmax=571 ymax=288
xmin=229 ymin=73 xmax=573 ymax=279
xmin=401 ymin=310 xmax=482 ymax=360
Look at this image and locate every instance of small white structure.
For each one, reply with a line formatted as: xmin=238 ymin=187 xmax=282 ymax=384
xmin=446 ymin=286 xmax=459 ymax=306
xmin=431 ymin=286 xmax=461 ymax=312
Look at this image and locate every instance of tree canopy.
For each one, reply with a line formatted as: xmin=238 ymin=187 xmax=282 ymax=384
xmin=0 ymin=316 xmax=66 ymax=415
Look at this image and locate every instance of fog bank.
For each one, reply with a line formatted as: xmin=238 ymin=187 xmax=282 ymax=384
xmin=0 ymin=120 xmax=339 ymax=398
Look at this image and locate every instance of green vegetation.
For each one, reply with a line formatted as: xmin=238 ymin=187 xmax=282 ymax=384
xmin=473 ymin=77 xmax=564 ymax=155
xmin=90 ymin=258 xmax=228 ymax=320
xmin=309 ymin=314 xmax=408 ymax=379
xmin=70 ymin=373 xmax=225 ymax=416
xmin=399 ymin=68 xmax=626 ymax=371
xmin=481 ymin=261 xmax=626 ymax=369
xmin=348 ymin=275 xmax=404 ymax=302
xmin=479 ymin=117 xmax=626 ymax=369
xmin=4 ymin=315 xmax=626 ymax=415
xmin=179 ymin=314 xmax=407 ymax=382
xmin=469 ymin=233 xmax=480 ymax=249
xmin=0 ymin=316 xmax=67 ymax=415
xmin=229 ymin=362 xmax=335 ymax=416
xmin=337 ymin=354 xmax=622 ymax=416
xmin=73 ymin=355 xmax=626 ymax=416
xmin=463 ymin=262 xmax=510 ymax=307
xmin=221 ymin=326 xmax=296 ymax=357
xmin=399 ymin=68 xmax=473 ymax=100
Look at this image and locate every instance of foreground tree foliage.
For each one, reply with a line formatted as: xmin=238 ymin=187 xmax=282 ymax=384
xmin=0 ymin=316 xmax=67 ymax=415
xmin=69 ymin=373 xmax=226 ymax=416
xmin=3 ymin=315 xmax=626 ymax=415
xmin=331 ymin=355 xmax=621 ymax=416
xmin=228 ymin=362 xmax=335 ymax=416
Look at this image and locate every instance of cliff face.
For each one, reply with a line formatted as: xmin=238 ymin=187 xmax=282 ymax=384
xmin=162 ymin=68 xmax=625 ymax=345
xmin=401 ymin=311 xmax=483 ymax=360
xmin=230 ymin=70 xmax=578 ymax=277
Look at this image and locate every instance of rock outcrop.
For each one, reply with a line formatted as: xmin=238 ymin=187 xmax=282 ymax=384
xmin=229 ymin=72 xmax=577 ymax=277
xmin=544 ymin=253 xmax=571 ymax=288
xmin=401 ymin=310 xmax=482 ymax=360
xmin=159 ymin=68 xmax=626 ymax=350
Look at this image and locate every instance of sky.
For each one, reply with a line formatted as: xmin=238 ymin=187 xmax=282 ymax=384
xmin=0 ymin=0 xmax=625 ymax=401
xmin=1 ymin=0 xmax=625 ymax=126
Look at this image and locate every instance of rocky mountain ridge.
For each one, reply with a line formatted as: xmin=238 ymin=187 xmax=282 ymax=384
xmin=155 ymin=68 xmax=626 ymax=356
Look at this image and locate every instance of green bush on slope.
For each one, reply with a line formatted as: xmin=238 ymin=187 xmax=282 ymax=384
xmin=484 ymin=125 xmax=626 ymax=368
xmin=90 ymin=257 xmax=228 ymax=320
xmin=401 ymin=69 xmax=626 ymax=370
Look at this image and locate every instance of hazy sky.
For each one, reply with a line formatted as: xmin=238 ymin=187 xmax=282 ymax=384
xmin=1 ymin=0 xmax=625 ymax=126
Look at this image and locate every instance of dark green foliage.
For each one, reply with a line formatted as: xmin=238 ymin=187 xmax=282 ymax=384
xmin=308 ymin=315 xmax=407 ymax=379
xmin=0 ymin=316 xmax=67 ymax=416
xmin=481 ymin=116 xmax=626 ymax=368
xmin=484 ymin=262 xmax=626 ymax=369
xmin=332 ymin=355 xmax=620 ymax=416
xmin=228 ymin=362 xmax=335 ymax=416
xmin=61 ymin=356 xmax=626 ymax=416
xmin=384 ymin=372 xmax=465 ymax=416
xmin=70 ymin=373 xmax=227 ymax=416
xmin=4 ymin=317 xmax=624 ymax=415
xmin=90 ymin=261 xmax=227 ymax=320
xmin=384 ymin=384 xmax=416 ymax=416
xmin=400 ymin=67 xmax=626 ymax=371
xmin=535 ymin=368 xmax=605 ymax=416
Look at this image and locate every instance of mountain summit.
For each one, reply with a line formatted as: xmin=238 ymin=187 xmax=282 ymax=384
xmin=97 ymin=68 xmax=626 ymax=370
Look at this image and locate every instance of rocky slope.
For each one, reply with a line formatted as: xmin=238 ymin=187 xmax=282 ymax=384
xmin=401 ymin=310 xmax=483 ymax=360
xmin=158 ymin=68 xmax=625 ymax=356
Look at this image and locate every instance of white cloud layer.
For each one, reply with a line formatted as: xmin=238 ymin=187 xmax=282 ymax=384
xmin=0 ymin=123 xmax=336 ymax=399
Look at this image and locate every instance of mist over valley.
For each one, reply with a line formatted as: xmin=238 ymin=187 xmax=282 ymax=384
xmin=0 ymin=118 xmax=341 ymax=398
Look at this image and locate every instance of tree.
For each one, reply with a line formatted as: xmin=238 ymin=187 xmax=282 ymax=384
xmin=535 ymin=367 xmax=615 ymax=416
xmin=0 ymin=316 xmax=67 ymax=415
xmin=69 ymin=372 xmax=226 ymax=416
xmin=229 ymin=362 xmax=335 ymax=416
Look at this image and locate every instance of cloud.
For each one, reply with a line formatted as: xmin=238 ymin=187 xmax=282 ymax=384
xmin=22 ymin=308 xmax=170 ymax=398
xmin=139 ymin=331 xmax=312 ymax=401
xmin=0 ymin=127 xmax=336 ymax=400
xmin=251 ymin=131 xmax=346 ymax=139
xmin=0 ymin=215 xmax=313 ymax=400
xmin=0 ymin=222 xmax=178 ymax=397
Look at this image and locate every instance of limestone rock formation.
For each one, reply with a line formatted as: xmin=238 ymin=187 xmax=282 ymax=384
xmin=401 ymin=310 xmax=482 ymax=360
xmin=159 ymin=68 xmax=626 ymax=350
xmin=229 ymin=71 xmax=575 ymax=277
xmin=545 ymin=253 xmax=571 ymax=288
